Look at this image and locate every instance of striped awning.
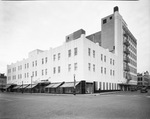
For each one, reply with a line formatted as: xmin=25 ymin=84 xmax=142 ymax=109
xmin=18 ymin=84 xmax=30 ymax=89
xmin=45 ymin=82 xmax=62 ymax=88
xmin=3 ymin=84 xmax=12 ymax=89
xmin=13 ymin=85 xmax=21 ymax=89
xmin=26 ymin=84 xmax=37 ymax=89
xmin=60 ymin=82 xmax=80 ymax=88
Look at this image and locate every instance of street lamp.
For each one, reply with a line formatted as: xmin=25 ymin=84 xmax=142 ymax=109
xmin=73 ymin=74 xmax=76 ymax=95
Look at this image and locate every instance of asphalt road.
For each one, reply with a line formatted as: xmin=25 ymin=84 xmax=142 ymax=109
xmin=0 ymin=91 xmax=150 ymax=119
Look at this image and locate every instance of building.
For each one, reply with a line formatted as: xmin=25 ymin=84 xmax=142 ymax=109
xmin=137 ymin=71 xmax=150 ymax=89
xmin=0 ymin=73 xmax=7 ymax=91
xmin=7 ymin=6 xmax=137 ymax=93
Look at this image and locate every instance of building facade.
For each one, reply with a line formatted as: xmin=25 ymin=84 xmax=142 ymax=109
xmin=7 ymin=6 xmax=137 ymax=93
xmin=137 ymin=71 xmax=150 ymax=89
xmin=0 ymin=73 xmax=7 ymax=91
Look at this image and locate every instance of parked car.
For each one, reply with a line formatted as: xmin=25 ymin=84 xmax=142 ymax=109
xmin=140 ymin=87 xmax=148 ymax=93
xmin=131 ymin=87 xmax=137 ymax=91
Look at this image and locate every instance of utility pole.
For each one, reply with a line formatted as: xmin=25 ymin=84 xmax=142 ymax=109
xmin=73 ymin=74 xmax=76 ymax=95
xmin=22 ymin=81 xmax=23 ymax=94
xmin=31 ymin=76 xmax=33 ymax=93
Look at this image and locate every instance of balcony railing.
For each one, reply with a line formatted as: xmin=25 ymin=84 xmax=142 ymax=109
xmin=123 ymin=48 xmax=130 ymax=54
xmin=124 ymin=65 xmax=130 ymax=72
xmin=126 ymin=73 xmax=132 ymax=83
xmin=123 ymin=56 xmax=130 ymax=63
xmin=123 ymin=39 xmax=130 ymax=46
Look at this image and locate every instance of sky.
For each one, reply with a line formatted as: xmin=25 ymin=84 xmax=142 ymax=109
xmin=0 ymin=0 xmax=150 ymax=75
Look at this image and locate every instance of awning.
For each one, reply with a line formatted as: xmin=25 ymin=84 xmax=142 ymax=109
xmin=26 ymin=84 xmax=37 ymax=89
xmin=18 ymin=84 xmax=30 ymax=89
xmin=45 ymin=82 xmax=63 ymax=88
xmin=5 ymin=84 xmax=11 ymax=89
xmin=60 ymin=82 xmax=80 ymax=88
xmin=13 ymin=85 xmax=21 ymax=89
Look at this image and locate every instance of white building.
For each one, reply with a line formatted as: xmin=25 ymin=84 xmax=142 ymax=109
xmin=7 ymin=6 xmax=137 ymax=92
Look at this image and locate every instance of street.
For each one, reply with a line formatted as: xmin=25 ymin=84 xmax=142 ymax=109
xmin=0 ymin=91 xmax=150 ymax=119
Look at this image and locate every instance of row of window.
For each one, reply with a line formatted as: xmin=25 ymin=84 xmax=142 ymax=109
xmin=99 ymin=82 xmax=119 ymax=91
xmin=88 ymin=63 xmax=115 ymax=76
xmin=53 ymin=53 xmax=61 ymax=61
xmin=129 ymin=43 xmax=136 ymax=54
xmin=128 ymin=36 xmax=136 ymax=47
xmin=101 ymin=67 xmax=115 ymax=76
xmin=53 ymin=66 xmax=61 ymax=74
xmin=24 ymin=63 xmax=29 ymax=69
xmin=129 ymin=50 xmax=137 ymax=61
xmin=102 ymin=16 xmax=112 ymax=25
xmin=88 ymin=48 xmax=95 ymax=58
xmin=129 ymin=58 xmax=137 ymax=67
xmin=68 ymin=47 xmax=78 ymax=57
xmin=88 ymin=48 xmax=115 ymax=65
xmin=8 ymin=57 xmax=48 ymax=73
xmin=88 ymin=63 xmax=95 ymax=72
xmin=42 ymin=57 xmax=48 ymax=64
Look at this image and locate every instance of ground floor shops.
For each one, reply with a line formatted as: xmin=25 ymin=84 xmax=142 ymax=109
xmin=5 ymin=80 xmax=137 ymax=94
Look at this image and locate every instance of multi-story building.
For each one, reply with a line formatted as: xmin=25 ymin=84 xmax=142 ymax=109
xmin=137 ymin=71 xmax=150 ymax=89
xmin=7 ymin=6 xmax=137 ymax=93
xmin=0 ymin=73 xmax=7 ymax=91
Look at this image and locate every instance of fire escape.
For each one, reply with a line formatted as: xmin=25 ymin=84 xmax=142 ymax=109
xmin=123 ymin=33 xmax=131 ymax=84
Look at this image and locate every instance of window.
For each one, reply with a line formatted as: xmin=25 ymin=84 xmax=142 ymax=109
xmin=88 ymin=48 xmax=91 ymax=56
xmin=74 ymin=63 xmax=77 ymax=71
xmin=58 ymin=53 xmax=60 ymax=60
xmin=101 ymin=54 xmax=103 ymax=61
xmin=68 ymin=50 xmax=71 ymax=57
xmin=104 ymin=68 xmax=106 ymax=74
xmin=93 ymin=64 xmax=95 ymax=72
xmin=68 ymin=64 xmax=71 ymax=72
xmin=110 ymin=58 xmax=112 ymax=64
xmin=45 ymin=57 xmax=47 ymax=63
xmin=8 ymin=69 xmax=11 ymax=73
xmin=74 ymin=48 xmax=77 ymax=56
xmin=93 ymin=50 xmax=95 ymax=58
xmin=27 ymin=73 xmax=29 ymax=78
xmin=110 ymin=16 xmax=112 ymax=20
xmin=113 ymin=60 xmax=115 ymax=65
xmin=35 ymin=71 xmax=37 ymax=77
xmin=35 ymin=60 xmax=37 ymax=66
xmin=42 ymin=58 xmax=44 ymax=64
xmin=42 ymin=70 xmax=44 ymax=75
xmin=25 ymin=64 xmax=26 ymax=69
xmin=104 ymin=56 xmax=106 ymax=62
xmin=32 ymin=71 xmax=34 ymax=77
xmin=101 ymin=67 xmax=103 ymax=74
xmin=53 ymin=55 xmax=56 ymax=61
xmin=88 ymin=63 xmax=91 ymax=71
xmin=113 ymin=70 xmax=115 ymax=76
xmin=58 ymin=66 xmax=60 ymax=73
xmin=32 ymin=61 xmax=34 ymax=67
xmin=45 ymin=69 xmax=47 ymax=75
xmin=103 ymin=19 xmax=107 ymax=24
xmin=27 ymin=63 xmax=29 ymax=68
xmin=24 ymin=73 xmax=26 ymax=78
xmin=110 ymin=69 xmax=112 ymax=75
